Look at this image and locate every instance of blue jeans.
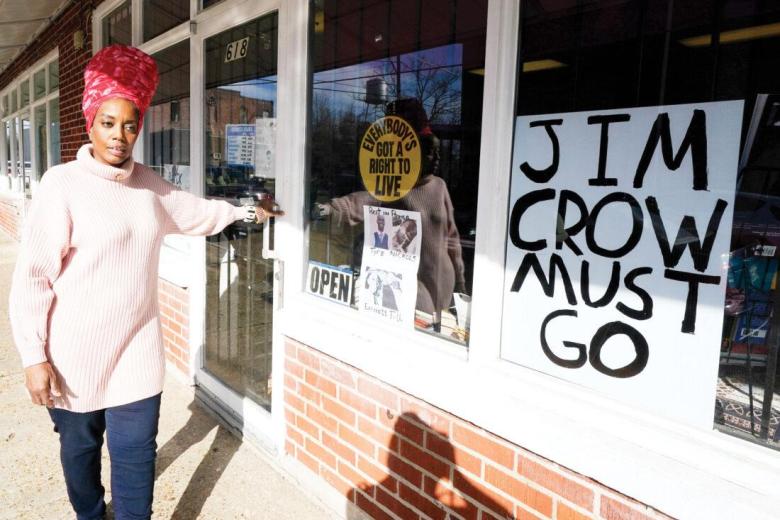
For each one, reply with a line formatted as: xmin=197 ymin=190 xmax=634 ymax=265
xmin=48 ymin=394 xmax=162 ymax=520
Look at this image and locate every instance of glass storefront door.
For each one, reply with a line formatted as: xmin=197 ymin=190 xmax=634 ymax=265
xmin=201 ymin=12 xmax=279 ymax=411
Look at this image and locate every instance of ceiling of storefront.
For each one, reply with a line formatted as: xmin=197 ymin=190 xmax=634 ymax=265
xmin=0 ymin=0 xmax=71 ymax=75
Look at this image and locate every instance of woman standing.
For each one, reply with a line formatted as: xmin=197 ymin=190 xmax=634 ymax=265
xmin=8 ymin=45 xmax=281 ymax=520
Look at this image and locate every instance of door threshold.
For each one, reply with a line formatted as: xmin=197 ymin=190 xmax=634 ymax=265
xmin=194 ymin=383 xmax=279 ymax=457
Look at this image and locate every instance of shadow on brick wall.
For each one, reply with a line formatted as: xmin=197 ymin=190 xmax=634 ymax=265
xmin=346 ymin=412 xmax=513 ymax=520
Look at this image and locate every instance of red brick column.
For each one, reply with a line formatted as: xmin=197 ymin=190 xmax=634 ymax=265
xmin=0 ymin=194 xmax=24 ymax=240
xmin=158 ymin=279 xmax=190 ymax=376
xmin=284 ymin=340 xmax=672 ymax=520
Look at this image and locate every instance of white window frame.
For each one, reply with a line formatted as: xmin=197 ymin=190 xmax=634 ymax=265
xmin=0 ymin=50 xmax=60 ymax=197
xmin=276 ymin=1 xmax=780 ymax=519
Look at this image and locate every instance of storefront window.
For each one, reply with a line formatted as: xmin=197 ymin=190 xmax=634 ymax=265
xmin=306 ymin=0 xmax=487 ymax=345
xmin=10 ymin=90 xmax=17 ymax=113
xmin=103 ymin=1 xmax=132 ymax=47
xmin=48 ymin=61 xmax=58 ymax=92
xmin=34 ymin=104 xmax=46 ymax=181
xmin=33 ymin=70 xmax=45 ymax=101
xmin=146 ymin=41 xmax=190 ymax=190
xmin=49 ymin=99 xmax=60 ymax=166
xmin=143 ymin=0 xmax=189 ymax=42
xmin=507 ymin=0 xmax=780 ymax=449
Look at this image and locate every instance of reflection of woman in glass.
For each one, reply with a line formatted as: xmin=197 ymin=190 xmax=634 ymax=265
xmin=316 ymin=99 xmax=466 ymax=329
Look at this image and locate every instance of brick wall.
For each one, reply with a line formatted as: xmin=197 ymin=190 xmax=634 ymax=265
xmin=0 ymin=0 xmax=107 ymax=163
xmin=284 ymin=340 xmax=672 ymax=520
xmin=158 ymin=279 xmax=190 ymax=376
xmin=0 ymin=194 xmax=24 ymax=240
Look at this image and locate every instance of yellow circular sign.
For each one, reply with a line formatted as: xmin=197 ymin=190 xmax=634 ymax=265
xmin=359 ymin=116 xmax=421 ymax=202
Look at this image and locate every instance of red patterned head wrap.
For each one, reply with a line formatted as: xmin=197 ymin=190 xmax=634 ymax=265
xmin=82 ymin=45 xmax=159 ymax=133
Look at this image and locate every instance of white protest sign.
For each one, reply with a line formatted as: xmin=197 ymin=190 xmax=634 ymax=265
xmin=359 ymin=206 xmax=421 ymax=328
xmin=502 ymin=101 xmax=743 ymax=428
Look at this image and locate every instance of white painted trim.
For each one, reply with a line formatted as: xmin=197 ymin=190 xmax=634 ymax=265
xmin=131 ymin=0 xmax=143 ymax=46
xmin=136 ymin=21 xmax=190 ymax=56
xmin=467 ymin=0 xmax=519 ymax=366
xmin=92 ymin=0 xmax=127 ymax=53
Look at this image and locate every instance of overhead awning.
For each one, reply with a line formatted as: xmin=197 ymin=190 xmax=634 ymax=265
xmin=0 ymin=0 xmax=71 ymax=76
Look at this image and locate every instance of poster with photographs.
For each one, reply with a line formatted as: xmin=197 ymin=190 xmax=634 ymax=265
xmin=360 ymin=206 xmax=422 ymax=327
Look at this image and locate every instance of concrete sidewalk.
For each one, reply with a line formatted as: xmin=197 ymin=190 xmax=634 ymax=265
xmin=0 ymin=232 xmax=334 ymax=520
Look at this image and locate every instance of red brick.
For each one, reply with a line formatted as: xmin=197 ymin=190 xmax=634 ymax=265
xmin=339 ymin=387 xmax=377 ymax=420
xmin=379 ymin=447 xmax=423 ymax=488
xmin=600 ymin=496 xmax=658 ymax=520
xmin=307 ymin=403 xmax=338 ymax=433
xmin=558 ymin=502 xmax=593 ymax=520
xmin=285 ymin=341 xmax=297 ymax=359
xmin=338 ymin=423 xmax=375 ymax=458
xmin=358 ymin=377 xmax=400 ymax=410
xmin=399 ymin=481 xmax=447 ymax=520
xmin=422 ymin=476 xmax=479 ymax=520
xmin=296 ymin=446 xmax=319 ymax=474
xmin=285 ymin=358 xmax=304 ymax=379
xmin=337 ymin=460 xmax=366 ymax=487
xmin=297 ymin=347 xmax=321 ymax=370
xmin=284 ymin=440 xmax=295 ymax=457
xmin=357 ymin=416 xmax=398 ymax=452
xmin=322 ymin=395 xmax=357 ymax=426
xmin=305 ymin=369 xmax=337 ymax=398
xmin=485 ymin=464 xmax=552 ymax=517
xmin=296 ymin=414 xmax=320 ymax=440
xmin=284 ymin=390 xmax=305 ymax=413
xmin=452 ymin=424 xmax=515 ymax=470
xmin=514 ymin=505 xmax=546 ymax=520
xmin=357 ymin=455 xmax=399 ymax=494
xmin=287 ymin=424 xmax=304 ymax=446
xmin=426 ymin=431 xmax=482 ymax=477
xmin=452 ymin=471 xmax=514 ymax=519
xmin=400 ymin=398 xmax=451 ymax=434
xmin=355 ymin=489 xmax=396 ymax=520
xmin=283 ymin=374 xmax=297 ymax=392
xmin=299 ymin=381 xmax=322 ymax=406
xmin=305 ymin=437 xmax=337 ymax=469
xmin=400 ymin=440 xmax=452 ymax=480
xmin=518 ymin=456 xmax=593 ymax=510
xmin=375 ymin=486 xmax=419 ymax=520
xmin=323 ymin=431 xmax=357 ymax=466
xmin=320 ymin=357 xmax=356 ymax=388
xmin=379 ymin=413 xmax=424 ymax=445
xmin=321 ymin=466 xmax=353 ymax=496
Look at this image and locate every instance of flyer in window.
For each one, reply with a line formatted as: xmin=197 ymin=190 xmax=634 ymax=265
xmin=359 ymin=206 xmax=421 ymax=327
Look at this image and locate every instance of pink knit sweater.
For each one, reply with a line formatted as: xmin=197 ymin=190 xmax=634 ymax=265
xmin=9 ymin=144 xmax=250 ymax=412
